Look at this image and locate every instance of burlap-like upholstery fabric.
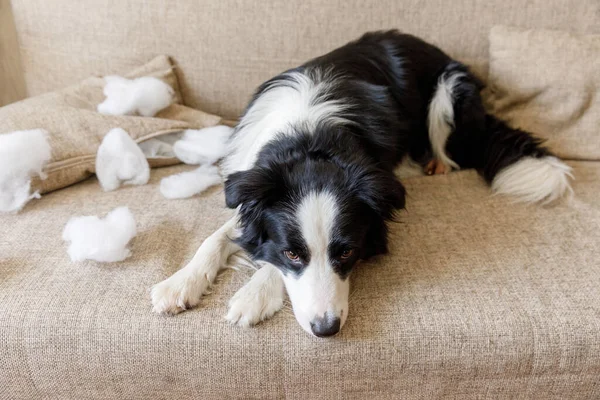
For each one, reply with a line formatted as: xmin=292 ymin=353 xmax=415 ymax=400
xmin=1 ymin=163 xmax=599 ymax=399
xmin=9 ymin=0 xmax=600 ymax=118
xmin=485 ymin=26 xmax=600 ymax=161
xmin=0 ymin=0 xmax=26 ymax=106
xmin=0 ymin=55 xmax=221 ymax=194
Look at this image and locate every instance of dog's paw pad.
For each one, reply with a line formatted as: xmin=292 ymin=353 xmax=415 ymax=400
xmin=425 ymin=158 xmax=452 ymax=175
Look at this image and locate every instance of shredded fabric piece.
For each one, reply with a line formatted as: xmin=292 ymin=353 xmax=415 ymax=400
xmin=97 ymin=75 xmax=174 ymax=117
xmin=173 ymin=125 xmax=233 ymax=165
xmin=96 ymin=128 xmax=150 ymax=191
xmin=160 ymin=165 xmax=222 ymax=199
xmin=0 ymin=129 xmax=51 ymax=213
xmin=62 ymin=206 xmax=137 ymax=262
xmin=138 ymin=138 xmax=177 ymax=159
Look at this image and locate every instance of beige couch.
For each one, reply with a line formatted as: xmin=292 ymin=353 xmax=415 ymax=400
xmin=1 ymin=1 xmax=600 ymax=398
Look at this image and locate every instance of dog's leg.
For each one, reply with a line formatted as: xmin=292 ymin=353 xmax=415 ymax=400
xmin=426 ymin=69 xmax=463 ymax=175
xmin=225 ymin=264 xmax=285 ymax=327
xmin=151 ymin=216 xmax=240 ymax=315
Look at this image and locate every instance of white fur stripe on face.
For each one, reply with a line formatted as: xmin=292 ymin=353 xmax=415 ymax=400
xmin=281 ymin=191 xmax=349 ymax=335
xmin=297 ymin=191 xmax=338 ymax=259
xmin=427 ymin=71 xmax=464 ymax=170
xmin=492 ymin=156 xmax=573 ymax=204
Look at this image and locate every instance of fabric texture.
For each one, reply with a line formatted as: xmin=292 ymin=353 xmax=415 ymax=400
xmin=0 ymin=0 xmax=26 ymax=106
xmin=0 ymin=163 xmax=599 ymax=399
xmin=485 ymin=26 xmax=600 ymax=161
xmin=0 ymin=56 xmax=221 ymax=194
xmin=9 ymin=0 xmax=600 ymax=119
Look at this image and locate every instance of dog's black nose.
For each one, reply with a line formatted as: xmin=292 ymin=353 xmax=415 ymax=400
xmin=310 ymin=315 xmax=341 ymax=337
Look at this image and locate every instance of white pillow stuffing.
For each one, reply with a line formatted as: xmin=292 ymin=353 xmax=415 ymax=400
xmin=62 ymin=206 xmax=137 ymax=262
xmin=96 ymin=128 xmax=150 ymax=191
xmin=97 ymin=75 xmax=174 ymax=117
xmin=160 ymin=164 xmax=222 ymax=199
xmin=0 ymin=129 xmax=51 ymax=213
xmin=173 ymin=125 xmax=233 ymax=165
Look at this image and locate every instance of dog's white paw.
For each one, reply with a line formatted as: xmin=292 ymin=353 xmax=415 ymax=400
xmin=226 ymin=266 xmax=284 ymax=327
xmin=151 ymin=270 xmax=210 ymax=315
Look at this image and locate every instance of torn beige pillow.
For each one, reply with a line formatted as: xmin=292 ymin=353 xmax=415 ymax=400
xmin=486 ymin=26 xmax=600 ymax=160
xmin=0 ymin=55 xmax=221 ymax=194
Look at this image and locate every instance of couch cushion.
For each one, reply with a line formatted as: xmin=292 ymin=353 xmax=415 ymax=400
xmin=1 ymin=163 xmax=599 ymax=399
xmin=9 ymin=0 xmax=600 ymax=118
xmin=485 ymin=26 xmax=600 ymax=160
xmin=0 ymin=56 xmax=221 ymax=195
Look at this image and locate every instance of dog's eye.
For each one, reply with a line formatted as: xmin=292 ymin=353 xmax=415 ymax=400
xmin=340 ymin=249 xmax=355 ymax=260
xmin=284 ymin=250 xmax=300 ymax=262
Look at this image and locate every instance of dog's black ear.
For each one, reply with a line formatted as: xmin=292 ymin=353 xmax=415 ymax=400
xmin=354 ymin=168 xmax=406 ymax=219
xmin=224 ymin=167 xmax=281 ymax=209
xmin=224 ymin=165 xmax=284 ymax=249
xmin=350 ymin=168 xmax=406 ymax=260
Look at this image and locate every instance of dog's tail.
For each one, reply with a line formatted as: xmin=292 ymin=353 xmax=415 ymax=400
xmin=481 ymin=116 xmax=573 ymax=204
xmin=428 ymin=62 xmax=573 ymax=204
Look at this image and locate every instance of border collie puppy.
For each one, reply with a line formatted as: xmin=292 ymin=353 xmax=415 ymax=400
xmin=151 ymin=31 xmax=572 ymax=337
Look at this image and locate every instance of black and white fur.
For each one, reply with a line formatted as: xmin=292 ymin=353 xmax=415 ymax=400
xmin=151 ymin=31 xmax=572 ymax=337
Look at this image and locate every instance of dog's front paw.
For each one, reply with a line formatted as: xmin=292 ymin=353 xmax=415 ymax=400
xmin=225 ymin=266 xmax=284 ymax=327
xmin=226 ymin=286 xmax=284 ymax=327
xmin=151 ymin=271 xmax=209 ymax=315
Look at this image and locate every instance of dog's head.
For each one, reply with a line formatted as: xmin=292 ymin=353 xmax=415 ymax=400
xmin=224 ymin=155 xmax=405 ymax=337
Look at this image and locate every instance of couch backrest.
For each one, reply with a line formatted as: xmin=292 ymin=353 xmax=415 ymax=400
xmin=0 ymin=0 xmax=26 ymax=106
xmin=8 ymin=0 xmax=600 ymax=118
